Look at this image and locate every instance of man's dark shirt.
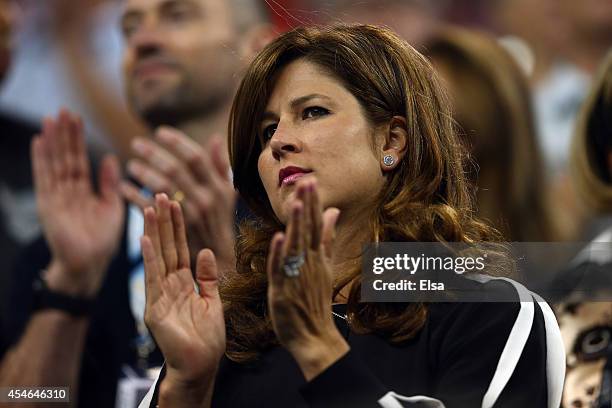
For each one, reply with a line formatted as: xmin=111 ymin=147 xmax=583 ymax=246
xmin=0 ymin=198 xmax=252 ymax=407
xmin=0 ymin=112 xmax=39 ymax=305
xmin=0 ymin=214 xmax=163 ymax=407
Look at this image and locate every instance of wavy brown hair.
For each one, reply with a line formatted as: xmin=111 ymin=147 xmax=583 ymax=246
xmin=224 ymin=24 xmax=502 ymax=362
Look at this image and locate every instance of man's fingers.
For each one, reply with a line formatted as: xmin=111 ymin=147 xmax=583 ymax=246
xmin=98 ymin=155 xmax=121 ymax=204
xmin=195 ymin=248 xmax=220 ymax=301
xmin=156 ymin=193 xmax=178 ymax=273
xmin=208 ymin=136 xmax=231 ymax=181
xmin=56 ymin=110 xmax=72 ymax=185
xmin=68 ymin=113 xmax=92 ymax=194
xmin=171 ymin=201 xmax=191 ymax=270
xmin=132 ymin=137 xmax=204 ymax=204
xmin=127 ymin=159 xmax=175 ymax=195
xmin=120 ymin=180 xmax=153 ymax=210
xmin=141 ymin=235 xmax=162 ymax=303
xmin=155 ymin=127 xmax=215 ymax=186
xmin=42 ymin=117 xmax=61 ymax=188
xmin=321 ymin=208 xmax=340 ymax=259
xmin=132 ymin=137 xmax=183 ymax=181
xmin=31 ymin=136 xmax=49 ymax=197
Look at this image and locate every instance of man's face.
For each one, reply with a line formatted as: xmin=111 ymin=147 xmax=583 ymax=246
xmin=121 ymin=0 xmax=240 ymax=127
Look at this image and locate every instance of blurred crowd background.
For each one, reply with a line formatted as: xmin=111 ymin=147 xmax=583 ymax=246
xmin=3 ymin=0 xmax=611 ymax=254
xmin=1 ymin=0 xmax=611 ymax=406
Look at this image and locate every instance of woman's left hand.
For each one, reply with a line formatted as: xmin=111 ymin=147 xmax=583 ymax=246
xmin=266 ymin=179 xmax=349 ymax=381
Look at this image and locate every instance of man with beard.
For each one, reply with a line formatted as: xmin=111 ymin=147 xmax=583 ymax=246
xmin=0 ymin=1 xmax=273 ymax=407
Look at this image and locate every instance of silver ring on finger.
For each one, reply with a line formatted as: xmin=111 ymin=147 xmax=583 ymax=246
xmin=283 ymin=252 xmax=305 ymax=278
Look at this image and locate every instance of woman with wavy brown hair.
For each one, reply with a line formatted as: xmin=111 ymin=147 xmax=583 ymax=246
xmin=138 ymin=25 xmax=563 ymax=408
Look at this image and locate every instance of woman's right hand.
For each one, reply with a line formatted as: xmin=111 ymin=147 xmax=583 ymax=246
xmin=141 ymin=194 xmax=225 ymax=406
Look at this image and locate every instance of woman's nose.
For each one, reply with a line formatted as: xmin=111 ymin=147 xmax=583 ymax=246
xmin=269 ymin=125 xmax=302 ymax=159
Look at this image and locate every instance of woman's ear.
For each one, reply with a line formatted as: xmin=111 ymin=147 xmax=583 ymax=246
xmin=380 ymin=116 xmax=408 ymax=171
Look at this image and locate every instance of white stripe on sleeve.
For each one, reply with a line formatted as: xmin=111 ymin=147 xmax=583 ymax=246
xmin=378 ymin=392 xmax=446 ymax=407
xmin=532 ymin=293 xmax=566 ymax=408
xmin=477 ymin=277 xmax=534 ymax=408
xmin=469 ymin=275 xmax=564 ymax=408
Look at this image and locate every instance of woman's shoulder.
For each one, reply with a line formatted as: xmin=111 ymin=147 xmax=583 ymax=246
xmin=426 ymin=275 xmax=556 ymax=348
xmin=424 ymin=276 xmax=565 ymax=408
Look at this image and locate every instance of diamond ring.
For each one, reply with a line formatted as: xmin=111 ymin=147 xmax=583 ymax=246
xmin=283 ymin=253 xmax=305 ymax=278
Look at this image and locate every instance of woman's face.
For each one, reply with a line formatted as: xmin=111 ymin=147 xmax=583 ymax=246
xmin=257 ymin=59 xmax=386 ymax=224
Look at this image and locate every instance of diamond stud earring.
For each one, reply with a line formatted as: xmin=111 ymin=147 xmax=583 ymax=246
xmin=383 ymin=155 xmax=395 ymax=167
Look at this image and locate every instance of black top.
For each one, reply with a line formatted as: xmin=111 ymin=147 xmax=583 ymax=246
xmin=143 ymin=279 xmax=558 ymax=408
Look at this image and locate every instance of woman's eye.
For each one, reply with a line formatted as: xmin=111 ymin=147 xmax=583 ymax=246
xmin=262 ymin=124 xmax=277 ymax=143
xmin=302 ymin=106 xmax=330 ymax=120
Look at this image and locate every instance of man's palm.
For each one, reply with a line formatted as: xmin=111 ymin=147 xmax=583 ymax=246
xmin=32 ymin=111 xmax=124 ymax=295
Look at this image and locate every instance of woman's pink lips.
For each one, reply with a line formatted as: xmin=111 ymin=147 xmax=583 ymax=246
xmin=280 ymin=172 xmax=310 ymax=187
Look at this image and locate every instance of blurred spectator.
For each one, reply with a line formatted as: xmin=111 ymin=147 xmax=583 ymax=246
xmin=312 ymin=0 xmax=448 ymax=50
xmin=560 ymin=0 xmax=612 ymax=74
xmin=531 ymin=0 xmax=612 ymax=178
xmin=425 ymin=27 xmax=559 ymax=241
xmin=481 ymin=0 xmax=612 ymax=178
xmin=0 ymin=0 xmax=122 ymax=153
xmin=0 ymin=0 xmax=40 ymax=303
xmin=487 ymin=0 xmax=567 ymax=85
xmin=556 ymin=51 xmax=612 ymax=407
xmin=51 ymin=0 xmax=148 ymax=161
xmin=484 ymin=1 xmax=612 ymax=244
xmin=0 ymin=0 xmax=273 ymax=407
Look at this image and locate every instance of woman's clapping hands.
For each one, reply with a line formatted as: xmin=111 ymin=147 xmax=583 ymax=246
xmin=266 ymin=179 xmax=349 ymax=381
xmin=141 ymin=180 xmax=348 ymax=406
xmin=141 ymin=194 xmax=225 ymax=406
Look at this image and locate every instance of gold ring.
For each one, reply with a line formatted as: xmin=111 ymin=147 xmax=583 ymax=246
xmin=172 ymin=190 xmax=185 ymax=203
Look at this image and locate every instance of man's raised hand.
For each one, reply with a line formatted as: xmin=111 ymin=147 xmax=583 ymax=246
xmin=31 ymin=109 xmax=124 ymax=297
